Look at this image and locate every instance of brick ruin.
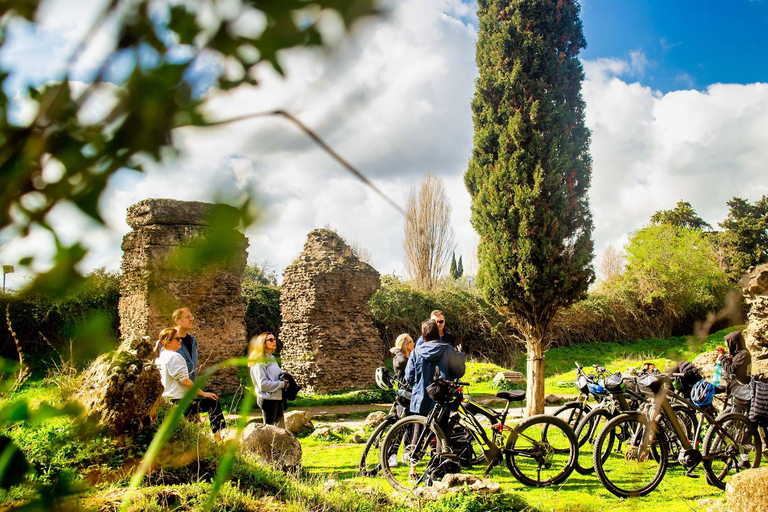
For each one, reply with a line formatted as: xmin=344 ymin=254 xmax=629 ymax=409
xmin=279 ymin=229 xmax=382 ymax=394
xmin=741 ymin=263 xmax=768 ymax=375
xmin=118 ymin=198 xmax=248 ymax=392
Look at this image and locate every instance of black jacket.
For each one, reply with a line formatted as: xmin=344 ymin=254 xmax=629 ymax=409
xmin=722 ymin=330 xmax=751 ymax=389
xmin=392 ymin=350 xmax=408 ymax=383
xmin=279 ymin=372 xmax=301 ymax=410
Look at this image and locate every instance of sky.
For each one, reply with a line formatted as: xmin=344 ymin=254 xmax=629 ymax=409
xmin=1 ymin=0 xmax=768 ymax=290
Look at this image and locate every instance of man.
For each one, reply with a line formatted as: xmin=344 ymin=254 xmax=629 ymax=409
xmin=173 ymin=307 xmax=199 ymax=382
xmin=720 ymin=330 xmax=752 ymax=391
xmin=415 ymin=310 xmax=457 ymax=348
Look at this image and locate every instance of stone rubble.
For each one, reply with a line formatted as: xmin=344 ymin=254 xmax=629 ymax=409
xmin=741 ymin=264 xmax=768 ymax=376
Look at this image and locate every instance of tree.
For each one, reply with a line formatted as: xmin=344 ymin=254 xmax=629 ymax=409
xmin=450 ymin=253 xmax=459 ymax=279
xmin=465 ymin=0 xmax=594 ymax=416
xmin=598 ymin=245 xmax=624 ymax=284
xmin=457 ymin=255 xmax=464 ymax=278
xmin=243 ymin=261 xmax=278 ymax=287
xmin=403 ymin=173 xmax=456 ymax=290
xmin=718 ymin=195 xmax=768 ymax=279
xmin=651 ymin=200 xmax=712 ymax=231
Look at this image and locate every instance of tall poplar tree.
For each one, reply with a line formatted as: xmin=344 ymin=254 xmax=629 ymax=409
xmin=465 ymin=0 xmax=594 ymax=415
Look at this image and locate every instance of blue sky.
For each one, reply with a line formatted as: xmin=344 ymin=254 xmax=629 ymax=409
xmin=580 ymin=0 xmax=768 ymax=91
xmin=1 ymin=0 xmax=767 ymax=289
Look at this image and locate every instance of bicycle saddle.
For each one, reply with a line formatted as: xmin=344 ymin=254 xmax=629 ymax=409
xmin=495 ymin=390 xmax=526 ymax=402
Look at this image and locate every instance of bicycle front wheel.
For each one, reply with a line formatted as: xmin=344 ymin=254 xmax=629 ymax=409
xmin=505 ymin=414 xmax=577 ymax=487
xmin=574 ymin=408 xmax=614 ymax=475
xmin=552 ymin=400 xmax=592 ymax=432
xmin=359 ymin=417 xmax=396 ymax=477
xmin=379 ymin=415 xmax=448 ymax=492
xmin=702 ymin=412 xmax=761 ymax=490
xmin=593 ymin=412 xmax=668 ymax=498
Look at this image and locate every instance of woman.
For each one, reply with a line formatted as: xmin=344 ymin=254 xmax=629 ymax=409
xmin=155 ymin=327 xmax=226 ymax=441
xmin=391 ymin=333 xmax=415 ymax=383
xmin=248 ymin=332 xmax=288 ymax=428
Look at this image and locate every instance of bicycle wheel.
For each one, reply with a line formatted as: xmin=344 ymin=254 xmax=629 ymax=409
xmin=664 ymin=404 xmax=697 ymax=466
xmin=593 ymin=412 xmax=668 ymax=498
xmin=505 ymin=414 xmax=577 ymax=487
xmin=379 ymin=415 xmax=448 ymax=492
xmin=702 ymin=412 xmax=761 ymax=491
xmin=574 ymin=408 xmax=614 ymax=475
xmin=552 ymin=400 xmax=592 ymax=431
xmin=359 ymin=417 xmax=396 ymax=477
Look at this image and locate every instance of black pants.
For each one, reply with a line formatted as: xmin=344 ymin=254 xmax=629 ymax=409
xmin=257 ymin=398 xmax=285 ymax=428
xmin=174 ymin=397 xmax=226 ymax=434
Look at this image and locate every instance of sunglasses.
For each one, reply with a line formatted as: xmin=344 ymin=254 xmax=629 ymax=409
xmin=266 ymin=337 xmax=276 ymax=342
xmin=174 ymin=336 xmax=182 ymax=341
xmin=435 ymin=320 xmax=445 ymax=325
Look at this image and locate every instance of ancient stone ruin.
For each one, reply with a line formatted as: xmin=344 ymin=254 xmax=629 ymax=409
xmin=119 ymin=198 xmax=248 ymax=392
xmin=741 ymin=263 xmax=768 ymax=375
xmin=280 ymin=229 xmax=382 ymax=394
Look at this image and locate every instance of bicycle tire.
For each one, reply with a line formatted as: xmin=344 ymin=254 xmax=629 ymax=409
xmin=379 ymin=415 xmax=448 ymax=492
xmin=358 ymin=417 xmax=397 ymax=477
xmin=593 ymin=412 xmax=668 ymax=498
xmin=574 ymin=408 xmax=614 ymax=475
xmin=665 ymin=404 xmax=697 ymax=466
xmin=702 ymin=411 xmax=762 ymax=491
xmin=505 ymin=414 xmax=577 ymax=487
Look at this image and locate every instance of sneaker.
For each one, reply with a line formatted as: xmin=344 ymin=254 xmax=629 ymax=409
xmin=388 ymin=454 xmax=398 ymax=467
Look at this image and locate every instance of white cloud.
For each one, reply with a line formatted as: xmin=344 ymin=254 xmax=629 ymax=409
xmin=2 ymin=0 xmax=768 ymax=292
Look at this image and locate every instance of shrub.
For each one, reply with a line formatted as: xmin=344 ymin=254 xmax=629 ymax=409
xmin=242 ymin=282 xmax=281 ymax=341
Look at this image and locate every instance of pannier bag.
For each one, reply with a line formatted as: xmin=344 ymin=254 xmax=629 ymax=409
xmin=732 ymin=383 xmax=752 ymax=414
xmin=638 ymin=373 xmax=663 ymax=395
xmin=574 ymin=374 xmax=590 ymax=395
xmin=605 ymin=372 xmax=626 ymax=393
xmin=749 ymin=380 xmax=768 ymax=427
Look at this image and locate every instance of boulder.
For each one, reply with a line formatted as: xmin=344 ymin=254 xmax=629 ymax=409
xmin=284 ymin=410 xmax=314 ymax=434
xmin=545 ymin=394 xmax=564 ymax=405
xmin=240 ymin=423 xmax=302 ymax=472
xmin=693 ymin=351 xmax=719 ymax=381
xmin=351 ymin=430 xmax=366 ymax=443
xmin=726 ymin=466 xmax=768 ymax=511
xmin=75 ymin=335 xmax=163 ymax=433
xmin=362 ymin=411 xmax=387 ymax=429
xmin=741 ymin=264 xmax=768 ymax=376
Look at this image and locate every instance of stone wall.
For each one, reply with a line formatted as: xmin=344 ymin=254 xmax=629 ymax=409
xmin=741 ymin=263 xmax=768 ymax=375
xmin=119 ymin=198 xmax=248 ymax=392
xmin=280 ymin=229 xmax=382 ymax=394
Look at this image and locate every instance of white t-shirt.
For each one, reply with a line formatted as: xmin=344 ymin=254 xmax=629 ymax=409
xmin=156 ymin=349 xmax=190 ymax=399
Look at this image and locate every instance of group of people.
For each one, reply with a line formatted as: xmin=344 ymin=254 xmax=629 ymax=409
xmin=389 ymin=310 xmax=466 ymax=478
xmin=154 ymin=307 xmax=293 ymax=440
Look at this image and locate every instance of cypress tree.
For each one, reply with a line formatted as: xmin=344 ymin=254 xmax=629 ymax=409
xmin=457 ymin=255 xmax=464 ymax=277
xmin=450 ymin=253 xmax=458 ymax=279
xmin=465 ymin=0 xmax=594 ymax=415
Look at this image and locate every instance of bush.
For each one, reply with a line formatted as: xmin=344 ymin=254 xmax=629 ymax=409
xmin=242 ymin=282 xmax=281 ymax=341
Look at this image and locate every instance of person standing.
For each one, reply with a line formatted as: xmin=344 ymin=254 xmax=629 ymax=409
xmin=415 ymin=310 xmax=457 ymax=348
xmin=172 ymin=307 xmax=199 ymax=382
xmin=155 ymin=327 xmax=225 ymax=441
xmin=721 ymin=330 xmax=752 ymax=391
xmin=391 ymin=333 xmax=415 ymax=383
xmin=248 ymin=332 xmax=288 ymax=428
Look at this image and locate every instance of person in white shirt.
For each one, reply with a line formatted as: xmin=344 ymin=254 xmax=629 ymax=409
xmin=248 ymin=332 xmax=288 ymax=428
xmin=156 ymin=327 xmax=226 ymax=441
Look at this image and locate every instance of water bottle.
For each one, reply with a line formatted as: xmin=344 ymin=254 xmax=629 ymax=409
xmin=713 ymin=362 xmax=722 ymax=387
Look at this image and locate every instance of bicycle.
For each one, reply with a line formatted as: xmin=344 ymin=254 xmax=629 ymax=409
xmin=552 ymin=362 xmax=612 ymax=432
xmin=592 ymin=372 xmax=760 ymax=498
xmin=379 ymin=378 xmax=577 ymax=492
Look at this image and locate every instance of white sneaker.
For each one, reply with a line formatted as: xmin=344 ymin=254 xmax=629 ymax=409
xmin=388 ymin=454 xmax=398 ymax=467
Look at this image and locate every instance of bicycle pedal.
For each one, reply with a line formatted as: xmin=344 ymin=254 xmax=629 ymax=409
xmin=685 ymin=472 xmax=700 ymax=479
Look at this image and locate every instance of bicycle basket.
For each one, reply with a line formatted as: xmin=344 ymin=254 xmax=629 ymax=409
xmin=605 ymin=372 xmax=626 ymax=393
xmin=749 ymin=380 xmax=768 ymax=427
xmin=574 ymin=374 xmax=590 ymax=394
xmin=427 ymin=380 xmax=463 ymax=410
xmin=638 ymin=373 xmax=663 ymax=395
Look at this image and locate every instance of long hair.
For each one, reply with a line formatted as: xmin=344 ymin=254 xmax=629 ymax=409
xmin=395 ymin=333 xmax=412 ymax=351
xmin=247 ymin=332 xmax=273 ymax=367
xmin=158 ymin=327 xmax=178 ymax=349
xmin=422 ymin=320 xmax=439 ymax=342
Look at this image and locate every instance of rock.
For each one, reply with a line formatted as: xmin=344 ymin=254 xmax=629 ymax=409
xmin=697 ymin=498 xmax=724 ymax=512
xmin=323 ymin=479 xmax=340 ymax=492
xmin=727 ymin=466 xmax=768 ymax=511
xmin=75 ymin=335 xmax=163 ymax=433
xmin=693 ymin=351 xmax=719 ymax=381
xmin=284 ymin=411 xmax=314 ymax=434
xmin=330 ymin=424 xmax=352 ymax=435
xmin=351 ymin=431 xmax=366 ymax=443
xmin=409 ymin=474 xmax=501 ymax=501
xmin=241 ymin=423 xmax=302 ymax=472
xmin=280 ymin=229 xmax=383 ymax=394
xmin=119 ymin=198 xmax=248 ymax=393
xmin=362 ymin=411 xmax=387 ymax=429
xmin=493 ymin=371 xmax=525 ymax=384
xmin=310 ymin=427 xmax=331 ymax=439
xmin=741 ymin=264 xmax=768 ymax=376
xmin=545 ymin=394 xmax=564 ymax=405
